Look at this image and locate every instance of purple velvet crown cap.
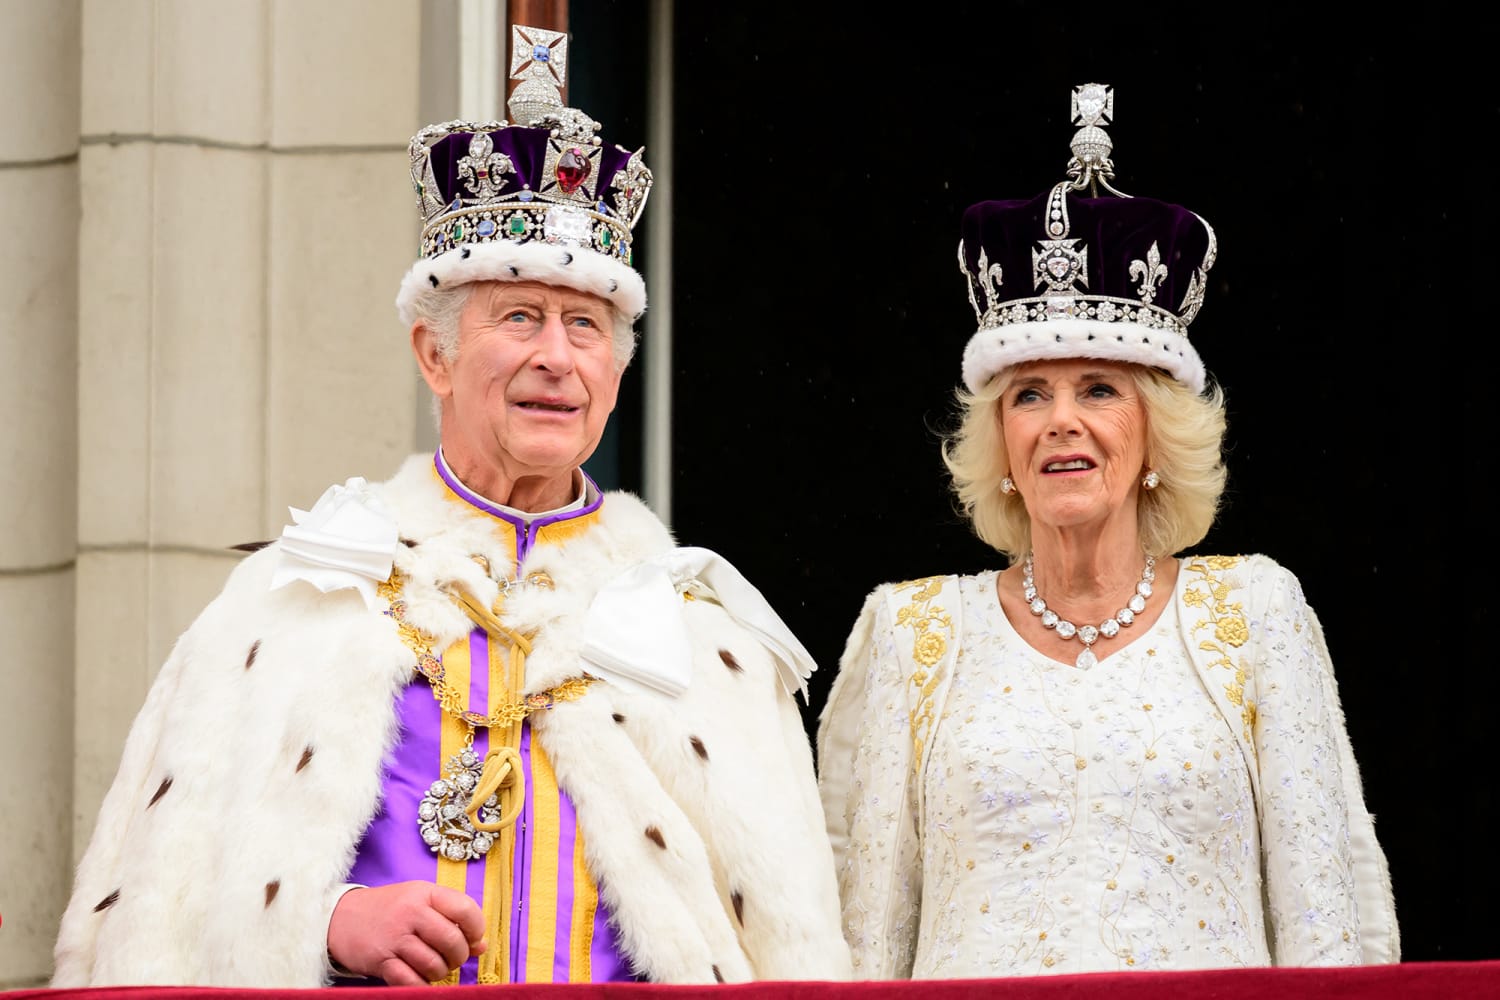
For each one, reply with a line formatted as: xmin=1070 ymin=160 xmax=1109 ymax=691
xmin=418 ymin=123 xmax=645 ymax=240
xmin=960 ymin=191 xmax=1212 ymax=323
xmin=425 ymin=125 xmax=637 ymax=208
xmin=958 ymin=85 xmax=1218 ymax=395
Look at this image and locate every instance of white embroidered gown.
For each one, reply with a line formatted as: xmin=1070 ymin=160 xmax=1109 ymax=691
xmin=822 ymin=562 xmax=1374 ymax=979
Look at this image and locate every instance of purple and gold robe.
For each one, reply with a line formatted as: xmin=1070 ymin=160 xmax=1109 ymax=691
xmin=53 ymin=453 xmax=852 ymax=987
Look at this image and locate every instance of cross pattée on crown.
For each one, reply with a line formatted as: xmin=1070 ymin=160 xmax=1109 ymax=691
xmin=1066 ymin=82 xmax=1124 ymax=197
xmin=1071 ymin=82 xmax=1113 ymax=127
xmin=507 ymin=25 xmax=569 ymax=126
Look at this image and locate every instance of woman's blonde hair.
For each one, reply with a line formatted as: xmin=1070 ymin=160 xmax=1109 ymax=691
xmin=941 ymin=365 xmax=1228 ymax=562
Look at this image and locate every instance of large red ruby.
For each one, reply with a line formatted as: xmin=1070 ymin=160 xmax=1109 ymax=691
xmin=556 ymin=147 xmax=591 ymax=194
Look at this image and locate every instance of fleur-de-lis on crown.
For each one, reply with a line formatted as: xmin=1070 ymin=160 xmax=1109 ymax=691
xmin=1129 ymin=241 xmax=1168 ymax=305
xmin=1177 ymin=216 xmax=1218 ymax=324
xmin=456 ymin=131 xmax=513 ymax=200
xmin=958 ymin=240 xmax=1006 ymax=328
xmin=609 ymin=147 xmax=653 ymax=228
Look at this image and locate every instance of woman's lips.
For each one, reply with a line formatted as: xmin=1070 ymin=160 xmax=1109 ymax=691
xmin=1042 ymin=456 xmax=1095 ymax=473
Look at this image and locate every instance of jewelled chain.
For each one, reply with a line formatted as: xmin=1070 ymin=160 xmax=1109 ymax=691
xmin=378 ymin=568 xmax=592 ymax=730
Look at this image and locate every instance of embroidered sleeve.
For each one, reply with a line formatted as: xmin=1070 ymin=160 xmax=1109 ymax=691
xmin=1251 ymin=562 xmax=1362 ymax=965
xmin=818 ymin=591 xmax=923 ymax=979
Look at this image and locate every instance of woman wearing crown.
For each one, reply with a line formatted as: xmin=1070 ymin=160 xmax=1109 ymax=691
xmin=816 ymin=84 xmax=1398 ymax=978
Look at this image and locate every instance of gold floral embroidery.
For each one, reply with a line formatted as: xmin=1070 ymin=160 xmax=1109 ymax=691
xmin=1183 ymin=556 xmax=1257 ymax=745
xmin=1215 ymin=616 xmax=1250 ymax=647
xmin=892 ymin=576 xmax=955 ymax=774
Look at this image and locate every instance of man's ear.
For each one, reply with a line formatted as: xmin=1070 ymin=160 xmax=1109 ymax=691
xmin=411 ymin=320 xmax=452 ymax=399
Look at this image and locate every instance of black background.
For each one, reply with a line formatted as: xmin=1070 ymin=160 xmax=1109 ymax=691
xmin=575 ymin=2 xmax=1483 ymax=965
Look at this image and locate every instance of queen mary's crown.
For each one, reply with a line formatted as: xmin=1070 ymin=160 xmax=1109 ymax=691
xmin=957 ymin=83 xmax=1218 ymax=395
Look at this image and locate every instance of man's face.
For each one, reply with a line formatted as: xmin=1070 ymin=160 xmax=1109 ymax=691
xmin=419 ymin=281 xmax=622 ymax=502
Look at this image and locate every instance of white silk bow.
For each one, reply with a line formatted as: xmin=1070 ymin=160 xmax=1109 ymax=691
xmin=270 ymin=478 xmax=400 ymax=612
xmin=580 ymin=546 xmax=817 ymax=700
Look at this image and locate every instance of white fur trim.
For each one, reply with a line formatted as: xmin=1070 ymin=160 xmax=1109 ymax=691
xmin=54 ymin=454 xmax=850 ymax=987
xmin=396 ymin=240 xmax=647 ymax=327
xmin=961 ymin=319 xmax=1206 ymax=394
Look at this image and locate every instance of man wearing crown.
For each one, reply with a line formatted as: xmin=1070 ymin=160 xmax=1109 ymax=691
xmin=52 ymin=28 xmax=851 ymax=988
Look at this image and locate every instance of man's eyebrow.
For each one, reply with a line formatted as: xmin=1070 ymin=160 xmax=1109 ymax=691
xmin=488 ymin=293 xmax=543 ymax=311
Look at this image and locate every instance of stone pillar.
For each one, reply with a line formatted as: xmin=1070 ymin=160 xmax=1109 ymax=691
xmin=0 ymin=0 xmax=80 ymax=986
xmin=57 ymin=0 xmax=422 ymax=983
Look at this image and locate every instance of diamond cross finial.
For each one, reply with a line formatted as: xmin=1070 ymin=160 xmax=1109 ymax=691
xmin=510 ymin=25 xmax=568 ymax=88
xmin=1071 ymin=83 xmax=1113 ymax=126
xmin=507 ymin=25 xmax=570 ymax=126
xmin=1065 ymin=83 xmax=1126 ymax=197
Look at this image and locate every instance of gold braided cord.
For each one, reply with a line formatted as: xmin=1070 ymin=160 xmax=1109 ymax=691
xmin=378 ymin=568 xmax=594 ymax=731
xmin=467 ymin=746 xmax=525 ymax=832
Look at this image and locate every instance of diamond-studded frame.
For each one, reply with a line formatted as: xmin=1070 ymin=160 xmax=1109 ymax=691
xmin=419 ymin=202 xmax=632 ymax=266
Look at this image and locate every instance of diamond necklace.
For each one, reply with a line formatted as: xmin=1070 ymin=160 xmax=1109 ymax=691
xmin=1022 ymin=551 xmax=1156 ymax=670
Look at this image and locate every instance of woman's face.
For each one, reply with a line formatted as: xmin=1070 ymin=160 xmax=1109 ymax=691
xmin=999 ymin=358 xmax=1149 ymax=536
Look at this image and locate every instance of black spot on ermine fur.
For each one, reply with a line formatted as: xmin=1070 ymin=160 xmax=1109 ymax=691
xmin=719 ymin=649 xmax=743 ymax=672
xmin=645 ymin=826 xmax=666 ymax=849
xmin=93 ymin=890 xmax=120 ymax=912
xmin=245 ymin=640 xmax=260 ymax=670
xmin=147 ymin=777 xmax=173 ymax=809
xmin=690 ymin=736 xmax=708 ymax=761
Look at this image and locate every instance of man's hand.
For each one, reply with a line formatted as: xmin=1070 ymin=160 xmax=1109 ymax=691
xmin=327 ymin=881 xmax=487 ymax=985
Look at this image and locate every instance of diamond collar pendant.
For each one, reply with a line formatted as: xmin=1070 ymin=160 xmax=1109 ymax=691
xmin=418 ymin=747 xmax=502 ymax=861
